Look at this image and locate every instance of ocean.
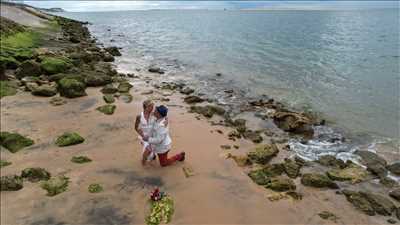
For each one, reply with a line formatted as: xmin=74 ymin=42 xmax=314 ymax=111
xmin=56 ymin=9 xmax=399 ymax=160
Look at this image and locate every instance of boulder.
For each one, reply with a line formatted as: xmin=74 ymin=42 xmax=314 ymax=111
xmin=1 ymin=175 xmax=23 ymax=191
xmin=104 ymin=46 xmax=121 ymax=56
xmin=102 ymin=53 xmax=115 ymax=62
xmin=0 ymin=56 xmax=19 ymax=69
xmin=389 ymin=189 xmax=400 ymax=202
xmin=100 ymin=84 xmax=118 ymax=94
xmin=148 ymin=65 xmax=164 ymax=74
xmin=326 ymin=165 xmax=369 ymax=183
xmin=272 ymin=111 xmax=314 ymax=138
xmin=342 ymin=189 xmax=375 ymax=216
xmin=15 ymin=60 xmax=41 ymax=79
xmin=120 ymin=93 xmax=133 ymax=103
xmin=380 ymin=176 xmax=398 ymax=188
xmin=103 ymin=94 xmax=115 ymax=103
xmin=117 ymin=82 xmax=133 ymax=93
xmin=247 ymin=144 xmax=279 ymax=164
xmin=283 ymin=158 xmax=301 ymax=178
xmin=360 ymin=192 xmax=396 ymax=216
xmin=248 ymin=169 xmax=270 ymax=185
xmin=355 ymin=150 xmax=387 ymax=168
xmin=49 ymin=73 xmax=84 ymax=83
xmin=58 ymin=77 xmax=87 ymax=98
xmin=180 ymin=87 xmax=194 ymax=95
xmin=242 ymin=130 xmax=263 ymax=143
xmin=21 ymin=167 xmax=51 ymax=182
xmin=228 ymin=130 xmax=241 ymax=140
xmin=316 ymin=155 xmax=347 ymax=169
xmin=184 ymin=95 xmax=204 ymax=104
xmin=49 ymin=97 xmax=67 ymax=106
xmin=266 ymin=176 xmax=296 ymax=192
xmin=0 ymin=132 xmax=34 ymax=153
xmin=190 ymin=105 xmax=225 ymax=118
xmin=71 ymin=156 xmax=92 ymax=164
xmin=301 ymin=173 xmax=339 ymax=189
xmin=94 ymin=62 xmax=117 ymax=76
xmin=97 ymin=104 xmax=116 ymax=115
xmin=84 ymin=74 xmax=112 ymax=87
xmin=40 ymin=175 xmax=69 ymax=196
xmin=21 ymin=76 xmax=40 ymax=84
xmin=262 ymin=164 xmax=285 ymax=177
xmin=40 ymin=57 xmax=71 ymax=74
xmin=31 ymin=83 xmax=58 ymax=97
xmin=55 ymin=132 xmax=85 ymax=147
xmin=387 ymin=162 xmax=400 ymax=176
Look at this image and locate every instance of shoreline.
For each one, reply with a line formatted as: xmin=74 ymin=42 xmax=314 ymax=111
xmin=1 ymin=3 xmax=400 ymax=225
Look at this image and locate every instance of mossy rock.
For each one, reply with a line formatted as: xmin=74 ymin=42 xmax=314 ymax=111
xmin=0 ymin=132 xmax=34 ymax=153
xmin=15 ymin=60 xmax=41 ymax=79
xmin=359 ymin=191 xmax=396 ymax=216
xmin=0 ymin=81 xmax=18 ymax=98
xmin=40 ymin=175 xmax=69 ymax=196
xmin=31 ymin=84 xmax=58 ymax=97
xmin=49 ymin=73 xmax=84 ymax=83
xmin=100 ymin=84 xmax=118 ymax=94
xmin=190 ymin=105 xmax=225 ymax=118
xmin=1 ymin=175 xmax=23 ymax=191
xmin=301 ymin=173 xmax=339 ymax=189
xmin=97 ymin=104 xmax=116 ymax=115
xmin=0 ymin=55 xmax=19 ymax=69
xmin=58 ymin=77 xmax=87 ymax=98
xmin=55 ymin=132 xmax=85 ymax=147
xmin=247 ymin=144 xmax=279 ymax=164
xmin=103 ymin=94 xmax=115 ymax=103
xmin=326 ymin=165 xmax=368 ymax=183
xmin=262 ymin=163 xmax=285 ymax=177
xmin=85 ymin=74 xmax=112 ymax=87
xmin=266 ymin=176 xmax=296 ymax=192
xmin=283 ymin=159 xmax=302 ymax=178
xmin=14 ymin=49 xmax=34 ymax=61
xmin=21 ymin=167 xmax=51 ymax=182
xmin=71 ymin=156 xmax=92 ymax=164
xmin=342 ymin=189 xmax=376 ymax=216
xmin=117 ymin=82 xmax=133 ymax=93
xmin=120 ymin=93 xmax=133 ymax=103
xmin=0 ymin=160 xmax=11 ymax=168
xmin=88 ymin=183 xmax=103 ymax=193
xmin=40 ymin=57 xmax=71 ymax=74
xmin=248 ymin=169 xmax=270 ymax=185
xmin=242 ymin=130 xmax=263 ymax=143
xmin=317 ymin=155 xmax=347 ymax=169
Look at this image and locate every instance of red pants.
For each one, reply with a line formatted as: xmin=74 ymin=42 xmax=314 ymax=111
xmin=158 ymin=151 xmax=182 ymax=167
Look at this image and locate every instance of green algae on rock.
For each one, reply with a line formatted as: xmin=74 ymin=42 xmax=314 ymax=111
xmin=146 ymin=195 xmax=175 ymax=225
xmin=15 ymin=60 xmax=41 ymax=79
xmin=248 ymin=169 xmax=270 ymax=185
xmin=317 ymin=155 xmax=347 ymax=169
xmin=58 ymin=77 xmax=87 ymax=98
xmin=40 ymin=57 xmax=71 ymax=74
xmin=88 ymin=183 xmax=103 ymax=193
xmin=85 ymin=74 xmax=112 ymax=87
xmin=120 ymin=93 xmax=133 ymax=103
xmin=40 ymin=175 xmax=69 ymax=196
xmin=117 ymin=82 xmax=133 ymax=93
xmin=55 ymin=132 xmax=85 ymax=147
xmin=283 ymin=158 xmax=301 ymax=179
xmin=103 ymin=94 xmax=115 ymax=103
xmin=71 ymin=156 xmax=92 ymax=164
xmin=0 ymin=160 xmax=12 ymax=168
xmin=0 ymin=175 xmax=23 ymax=191
xmin=247 ymin=144 xmax=279 ymax=164
xmin=301 ymin=173 xmax=339 ymax=189
xmin=31 ymin=83 xmax=58 ymax=97
xmin=0 ymin=132 xmax=34 ymax=153
xmin=21 ymin=167 xmax=51 ymax=182
xmin=265 ymin=176 xmax=296 ymax=192
xmin=100 ymin=84 xmax=118 ymax=94
xmin=0 ymin=80 xmax=18 ymax=98
xmin=326 ymin=165 xmax=369 ymax=183
xmin=97 ymin=104 xmax=116 ymax=115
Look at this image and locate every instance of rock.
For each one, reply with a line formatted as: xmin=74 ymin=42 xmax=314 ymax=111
xmin=103 ymin=94 xmax=115 ymax=103
xmin=388 ymin=219 xmax=397 ymax=224
xmin=266 ymin=176 xmax=296 ymax=192
xmin=262 ymin=164 xmax=285 ymax=177
xmin=228 ymin=154 xmax=251 ymax=167
xmin=21 ymin=76 xmax=40 ymax=84
xmin=103 ymin=53 xmax=115 ymax=62
xmin=247 ymin=144 xmax=279 ymax=164
xmin=286 ymin=191 xmax=303 ymax=200
xmin=148 ymin=65 xmax=164 ymax=74
xmin=40 ymin=175 xmax=69 ymax=196
xmin=84 ymin=74 xmax=112 ymax=87
xmin=31 ymin=83 xmax=58 ymax=97
xmin=360 ymin=191 xmax=396 ymax=216
xmin=387 ymin=163 xmax=400 ymax=176
xmin=97 ymin=104 xmax=116 ymax=115
xmin=58 ymin=77 xmax=87 ymax=98
xmin=326 ymin=165 xmax=369 ymax=183
xmin=49 ymin=97 xmax=67 ymax=106
xmin=380 ymin=176 xmax=398 ymax=188
xmin=40 ymin=57 xmax=71 ymax=74
xmin=117 ymin=82 xmax=133 ymax=93
xmin=228 ymin=130 xmax=241 ymax=140
xmin=283 ymin=158 xmax=301 ymax=178
xmin=248 ymin=169 xmax=270 ymax=185
xmin=190 ymin=105 xmax=225 ymax=118
xmin=342 ymin=189 xmax=375 ymax=216
xmin=71 ymin=156 xmax=92 ymax=164
xmin=141 ymin=90 xmax=154 ymax=95
xmin=180 ymin=87 xmax=194 ymax=95
xmin=1 ymin=175 xmax=23 ymax=191
xmin=220 ymin=145 xmax=231 ymax=150
xmin=184 ymin=95 xmax=204 ymax=104
xmin=389 ymin=189 xmax=400 ymax=202
xmin=88 ymin=183 xmax=103 ymax=193
xmin=25 ymin=82 xmax=39 ymax=92
xmin=100 ymin=84 xmax=118 ymax=94
xmin=272 ymin=111 xmax=314 ymax=138
xmin=94 ymin=62 xmax=118 ymax=76
xmin=104 ymin=46 xmax=121 ymax=56
xmin=55 ymin=132 xmax=85 ymax=147
xmin=367 ymin=164 xmax=388 ymax=177
xmin=316 ymin=155 xmax=347 ymax=169
xmin=0 ymin=132 xmax=34 ymax=153
xmin=0 ymin=160 xmax=11 ymax=168
xmin=0 ymin=56 xmax=19 ymax=69
xmin=355 ymin=150 xmax=387 ymax=169
xmin=318 ymin=211 xmax=339 ymax=222
xmin=21 ymin=168 xmax=51 ymax=182
xmin=15 ymin=60 xmax=41 ymax=79
xmin=301 ymin=173 xmax=339 ymax=189
xmin=120 ymin=93 xmax=133 ymax=103
xmin=294 ymin=155 xmax=307 ymax=166
xmin=49 ymin=73 xmax=84 ymax=83
xmin=242 ymin=130 xmax=263 ymax=143
xmin=397 ymin=208 xmax=400 ymax=220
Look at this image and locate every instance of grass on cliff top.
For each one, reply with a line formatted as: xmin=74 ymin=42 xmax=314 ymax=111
xmin=0 ymin=31 xmax=40 ymax=50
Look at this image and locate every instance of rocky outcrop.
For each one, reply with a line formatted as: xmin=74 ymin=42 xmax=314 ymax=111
xmin=248 ymin=169 xmax=270 ymax=185
xmin=100 ymin=84 xmax=118 ymax=94
xmin=97 ymin=104 xmax=116 ymax=115
xmin=242 ymin=130 xmax=263 ymax=143
xmin=265 ymin=176 xmax=296 ymax=192
xmin=40 ymin=57 xmax=71 ymax=74
xmin=21 ymin=167 xmax=51 ymax=182
xmin=342 ymin=190 xmax=375 ymax=216
xmin=1 ymin=175 xmax=23 ymax=191
xmin=58 ymin=77 xmax=87 ymax=98
xmin=180 ymin=87 xmax=194 ymax=95
xmin=343 ymin=190 xmax=397 ymax=216
xmin=0 ymin=132 xmax=34 ymax=153
xmin=184 ymin=95 xmax=204 ymax=104
xmin=387 ymin=162 xmax=400 ymax=176
xmin=31 ymin=83 xmax=58 ymax=97
xmin=389 ymin=189 xmax=400 ymax=202
xmin=283 ymin=158 xmax=301 ymax=178
xmin=148 ymin=65 xmax=164 ymax=74
xmin=355 ymin=150 xmax=387 ymax=176
xmin=88 ymin=183 xmax=103 ymax=193
xmin=272 ymin=111 xmax=314 ymax=138
xmin=316 ymin=155 xmax=347 ymax=169
xmin=190 ymin=105 xmax=225 ymax=118
xmin=326 ymin=165 xmax=369 ymax=184
xmin=84 ymin=74 xmax=112 ymax=87
xmin=247 ymin=144 xmax=279 ymax=164
xmin=55 ymin=132 xmax=85 ymax=147
xmin=301 ymin=173 xmax=339 ymax=189
xmin=15 ymin=60 xmax=41 ymax=79
xmin=104 ymin=46 xmax=121 ymax=56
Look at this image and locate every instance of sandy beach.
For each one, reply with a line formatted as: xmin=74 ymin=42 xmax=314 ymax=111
xmin=1 ymin=3 xmax=399 ymax=225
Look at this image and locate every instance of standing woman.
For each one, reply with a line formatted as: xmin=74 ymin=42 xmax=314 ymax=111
xmin=135 ymin=99 xmax=156 ymax=164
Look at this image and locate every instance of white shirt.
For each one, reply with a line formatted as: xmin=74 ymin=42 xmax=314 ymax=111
xmin=148 ymin=118 xmax=172 ymax=154
xmin=139 ymin=112 xmax=156 ymax=137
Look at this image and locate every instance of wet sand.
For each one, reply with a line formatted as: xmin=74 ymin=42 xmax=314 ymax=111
xmin=0 ymin=73 xmax=388 ymax=225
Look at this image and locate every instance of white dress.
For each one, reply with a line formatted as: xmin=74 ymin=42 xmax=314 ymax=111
xmin=138 ymin=112 xmax=156 ymax=160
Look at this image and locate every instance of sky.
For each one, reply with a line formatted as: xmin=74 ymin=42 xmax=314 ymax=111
xmin=21 ymin=1 xmax=400 ymax=12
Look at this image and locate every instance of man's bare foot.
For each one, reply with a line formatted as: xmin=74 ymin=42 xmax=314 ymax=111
xmin=178 ymin=152 xmax=186 ymax=162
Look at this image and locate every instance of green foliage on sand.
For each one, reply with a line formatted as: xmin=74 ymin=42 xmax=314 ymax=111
xmin=40 ymin=175 xmax=69 ymax=196
xmin=146 ymin=196 xmax=175 ymax=225
xmin=55 ymin=132 xmax=85 ymax=147
xmin=1 ymin=31 xmax=40 ymax=50
xmin=88 ymin=183 xmax=103 ymax=193
xmin=0 ymin=131 xmax=34 ymax=153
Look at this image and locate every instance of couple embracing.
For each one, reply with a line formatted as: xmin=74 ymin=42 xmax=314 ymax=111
xmin=135 ymin=100 xmax=185 ymax=167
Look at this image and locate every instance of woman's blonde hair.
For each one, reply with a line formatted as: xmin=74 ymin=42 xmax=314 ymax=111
xmin=143 ymin=99 xmax=154 ymax=109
